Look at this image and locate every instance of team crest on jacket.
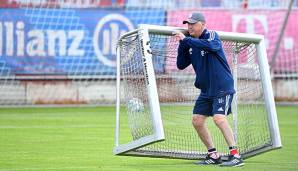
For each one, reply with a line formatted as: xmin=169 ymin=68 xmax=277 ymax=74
xmin=218 ymin=97 xmax=224 ymax=104
xmin=189 ymin=48 xmax=193 ymax=54
xmin=201 ymin=50 xmax=206 ymax=56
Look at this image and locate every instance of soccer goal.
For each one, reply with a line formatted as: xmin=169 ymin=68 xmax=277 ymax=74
xmin=113 ymin=24 xmax=282 ymax=160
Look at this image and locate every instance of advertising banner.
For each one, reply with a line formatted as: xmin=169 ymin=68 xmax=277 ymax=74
xmin=168 ymin=9 xmax=298 ymax=72
xmin=0 ymin=8 xmax=165 ymax=75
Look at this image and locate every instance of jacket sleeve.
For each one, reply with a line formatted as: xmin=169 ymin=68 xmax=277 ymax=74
xmin=176 ymin=40 xmax=191 ymax=70
xmin=183 ymin=31 xmax=221 ymax=52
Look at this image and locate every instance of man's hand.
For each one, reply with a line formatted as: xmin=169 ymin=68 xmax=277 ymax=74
xmin=173 ymin=31 xmax=186 ymax=41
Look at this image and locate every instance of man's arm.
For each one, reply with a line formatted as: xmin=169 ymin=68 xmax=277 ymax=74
xmin=173 ymin=31 xmax=191 ymax=70
xmin=176 ymin=40 xmax=191 ymax=70
xmin=182 ymin=31 xmax=221 ymax=52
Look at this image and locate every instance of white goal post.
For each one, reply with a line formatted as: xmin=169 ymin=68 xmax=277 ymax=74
xmin=114 ymin=24 xmax=281 ymax=160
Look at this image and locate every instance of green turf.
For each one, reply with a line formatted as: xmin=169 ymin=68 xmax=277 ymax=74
xmin=0 ymin=105 xmax=297 ymax=171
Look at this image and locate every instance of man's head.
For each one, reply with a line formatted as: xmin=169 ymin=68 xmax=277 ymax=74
xmin=183 ymin=12 xmax=206 ymax=38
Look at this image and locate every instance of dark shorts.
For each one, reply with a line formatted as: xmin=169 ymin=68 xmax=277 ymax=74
xmin=193 ymin=94 xmax=234 ymax=116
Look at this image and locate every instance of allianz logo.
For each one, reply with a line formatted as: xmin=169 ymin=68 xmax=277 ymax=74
xmin=0 ymin=14 xmax=134 ymax=67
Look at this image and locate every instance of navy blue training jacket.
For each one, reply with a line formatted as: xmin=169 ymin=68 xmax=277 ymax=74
xmin=176 ymin=29 xmax=235 ymax=98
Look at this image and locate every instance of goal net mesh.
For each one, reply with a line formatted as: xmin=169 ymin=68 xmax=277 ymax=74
xmin=118 ymin=30 xmax=271 ymax=159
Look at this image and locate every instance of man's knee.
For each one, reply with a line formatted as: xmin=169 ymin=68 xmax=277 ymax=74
xmin=213 ymin=114 xmax=227 ymax=126
xmin=192 ymin=115 xmax=206 ymax=128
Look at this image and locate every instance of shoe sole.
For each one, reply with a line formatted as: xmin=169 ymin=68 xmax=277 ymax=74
xmin=233 ymin=163 xmax=245 ymax=167
xmin=194 ymin=163 xmax=221 ymax=165
xmin=220 ymin=162 xmax=244 ymax=167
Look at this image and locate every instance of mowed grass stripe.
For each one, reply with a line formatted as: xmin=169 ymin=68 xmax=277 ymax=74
xmin=0 ymin=105 xmax=297 ymax=171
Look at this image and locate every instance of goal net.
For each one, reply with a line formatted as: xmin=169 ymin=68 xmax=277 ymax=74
xmin=114 ymin=24 xmax=281 ymax=160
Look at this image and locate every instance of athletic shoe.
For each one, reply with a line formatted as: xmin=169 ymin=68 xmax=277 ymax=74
xmin=220 ymin=155 xmax=244 ymax=167
xmin=194 ymin=154 xmax=222 ymax=165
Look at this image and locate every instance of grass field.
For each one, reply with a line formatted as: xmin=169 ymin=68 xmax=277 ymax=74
xmin=0 ymin=105 xmax=297 ymax=171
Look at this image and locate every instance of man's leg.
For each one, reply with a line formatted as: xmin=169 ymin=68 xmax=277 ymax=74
xmin=192 ymin=114 xmax=214 ymax=149
xmin=212 ymin=94 xmax=244 ymax=167
xmin=193 ymin=114 xmax=221 ymax=165
xmin=213 ymin=114 xmax=235 ymax=147
xmin=213 ymin=114 xmax=244 ymax=167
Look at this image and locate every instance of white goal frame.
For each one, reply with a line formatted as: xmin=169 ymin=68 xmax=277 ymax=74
xmin=114 ymin=25 xmax=165 ymax=155
xmin=114 ymin=24 xmax=282 ymax=159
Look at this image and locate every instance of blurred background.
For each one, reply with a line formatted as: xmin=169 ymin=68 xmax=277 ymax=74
xmin=0 ymin=0 xmax=297 ymax=106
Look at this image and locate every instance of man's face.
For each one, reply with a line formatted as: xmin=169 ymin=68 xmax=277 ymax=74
xmin=187 ymin=21 xmax=205 ymax=38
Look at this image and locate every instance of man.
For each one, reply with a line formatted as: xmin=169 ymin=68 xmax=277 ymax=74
xmin=173 ymin=12 xmax=244 ymax=167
